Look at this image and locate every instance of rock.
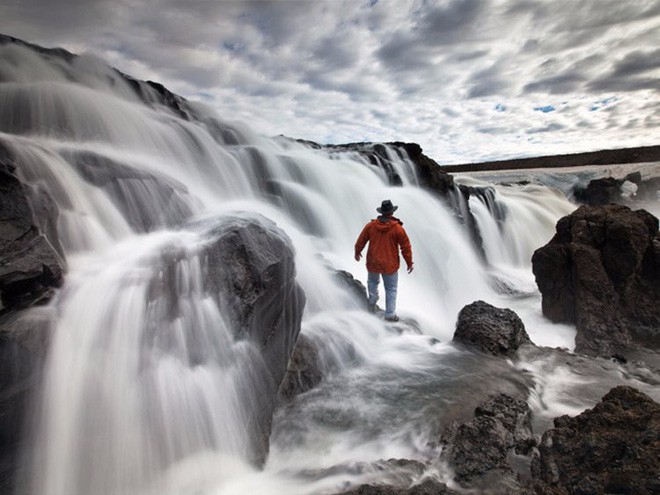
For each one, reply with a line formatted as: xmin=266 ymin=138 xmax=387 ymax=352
xmin=0 ymin=149 xmax=63 ymax=494
xmin=279 ymin=334 xmax=323 ymax=401
xmin=532 ymin=204 xmax=660 ymax=357
xmin=453 ymin=300 xmax=531 ymax=357
xmin=0 ymin=34 xmax=193 ymax=120
xmin=333 ymin=269 xmax=369 ymax=309
xmin=202 ymin=215 xmax=306 ymax=463
xmin=0 ymin=162 xmax=64 ymax=311
xmin=335 ymin=458 xmax=456 ymax=495
xmin=530 ymin=386 xmax=660 ymax=495
xmin=204 ymin=216 xmax=306 ymax=376
xmin=337 ymin=479 xmax=456 ymax=495
xmin=454 ymin=184 xmax=507 ymax=262
xmin=573 ymin=172 xmax=660 ymax=206
xmin=637 ymin=176 xmax=660 ymax=202
xmin=389 ymin=142 xmax=454 ymax=195
xmin=0 ymin=335 xmax=38 ymax=493
xmin=573 ymin=176 xmax=624 ymax=205
xmin=440 ymin=393 xmax=534 ymax=492
xmin=68 ymin=150 xmax=197 ymax=233
xmin=286 ymin=140 xmax=455 ymax=194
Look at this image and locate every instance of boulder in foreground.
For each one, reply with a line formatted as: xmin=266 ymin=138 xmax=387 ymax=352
xmin=531 ymin=385 xmax=660 ymax=495
xmin=453 ymin=300 xmax=531 ymax=357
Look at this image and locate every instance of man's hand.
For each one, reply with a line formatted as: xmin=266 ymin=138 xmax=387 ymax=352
xmin=355 ymin=253 xmax=362 ymax=262
xmin=407 ymin=264 xmax=414 ymax=274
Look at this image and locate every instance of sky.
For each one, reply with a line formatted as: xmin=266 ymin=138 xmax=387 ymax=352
xmin=1 ymin=0 xmax=659 ymax=163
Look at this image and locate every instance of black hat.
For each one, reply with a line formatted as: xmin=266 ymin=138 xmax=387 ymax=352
xmin=377 ymin=199 xmax=398 ymax=214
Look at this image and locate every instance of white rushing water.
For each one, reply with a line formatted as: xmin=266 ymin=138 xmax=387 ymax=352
xmin=2 ymin=41 xmax=658 ymax=495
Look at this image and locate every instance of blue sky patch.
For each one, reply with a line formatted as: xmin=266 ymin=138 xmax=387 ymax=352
xmin=534 ymin=105 xmax=555 ymax=113
xmin=495 ymin=103 xmax=506 ymax=112
xmin=590 ymin=96 xmax=618 ymax=111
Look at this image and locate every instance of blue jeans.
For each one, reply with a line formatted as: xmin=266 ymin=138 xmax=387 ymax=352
xmin=367 ymin=271 xmax=398 ymax=318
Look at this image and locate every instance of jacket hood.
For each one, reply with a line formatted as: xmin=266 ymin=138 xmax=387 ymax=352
xmin=374 ymin=215 xmax=402 ymax=230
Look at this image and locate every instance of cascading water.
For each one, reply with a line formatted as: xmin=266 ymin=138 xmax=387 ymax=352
xmin=2 ymin=39 xmax=658 ymax=494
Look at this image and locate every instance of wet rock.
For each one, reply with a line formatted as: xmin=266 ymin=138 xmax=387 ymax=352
xmin=389 ymin=142 xmax=454 ymax=195
xmin=0 ymin=149 xmax=62 ymax=494
xmin=573 ymin=176 xmax=624 ymax=205
xmin=335 ymin=459 xmax=456 ymax=495
xmin=333 ymin=269 xmax=369 ymax=309
xmin=0 ymin=34 xmax=193 ymax=120
xmin=453 ymin=300 xmax=531 ymax=357
xmin=530 ymin=386 xmax=660 ymax=495
xmin=440 ymin=393 xmax=534 ymax=492
xmin=288 ymin=140 xmax=454 ymax=193
xmin=573 ymin=172 xmax=660 ymax=206
xmin=0 ymin=335 xmax=38 ymax=493
xmin=203 ymin=215 xmax=306 ymax=463
xmin=0 ymin=162 xmax=64 ymax=311
xmin=204 ymin=216 xmax=306 ymax=375
xmin=532 ymin=204 xmax=660 ymax=357
xmin=68 ymin=150 xmax=197 ymax=232
xmin=279 ymin=334 xmax=323 ymax=401
xmin=337 ymin=478 xmax=456 ymax=495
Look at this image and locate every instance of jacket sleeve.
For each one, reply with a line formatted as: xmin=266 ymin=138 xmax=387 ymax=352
xmin=398 ymin=226 xmax=413 ymax=268
xmin=355 ymin=222 xmax=371 ymax=256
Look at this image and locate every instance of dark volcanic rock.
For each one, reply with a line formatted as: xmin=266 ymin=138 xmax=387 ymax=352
xmin=389 ymin=142 xmax=454 ymax=195
xmin=0 ymin=34 xmax=193 ymax=120
xmin=333 ymin=268 xmax=369 ymax=309
xmin=0 ymin=150 xmax=62 ymax=494
xmin=530 ymin=386 xmax=660 ymax=495
xmin=335 ymin=458 xmax=456 ymax=495
xmin=0 ymin=162 xmax=64 ymax=311
xmin=204 ymin=216 xmax=306 ymax=379
xmin=68 ymin=150 xmax=197 ymax=232
xmin=440 ymin=393 xmax=534 ymax=492
xmin=203 ymin=215 xmax=306 ymax=462
xmin=0 ymin=334 xmax=38 ymax=492
xmin=573 ymin=171 xmax=658 ymax=206
xmin=337 ymin=479 xmax=456 ymax=495
xmin=453 ymin=300 xmax=532 ymax=357
xmin=296 ymin=140 xmax=455 ymax=195
xmin=532 ymin=204 xmax=660 ymax=357
xmin=279 ymin=334 xmax=322 ymax=401
xmin=574 ymin=176 xmax=629 ymax=205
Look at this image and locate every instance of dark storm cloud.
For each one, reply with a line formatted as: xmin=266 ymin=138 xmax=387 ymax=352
xmin=523 ymin=74 xmax=585 ymax=94
xmin=376 ymin=0 xmax=488 ymax=71
xmin=587 ymin=48 xmax=660 ymax=92
xmin=610 ymin=49 xmax=660 ymax=77
xmin=467 ymin=65 xmax=509 ymax=98
xmin=418 ymin=0 xmax=487 ymax=46
xmin=375 ymin=31 xmax=433 ymax=71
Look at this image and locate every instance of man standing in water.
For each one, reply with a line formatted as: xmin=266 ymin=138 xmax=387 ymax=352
xmin=354 ymin=200 xmax=413 ymax=322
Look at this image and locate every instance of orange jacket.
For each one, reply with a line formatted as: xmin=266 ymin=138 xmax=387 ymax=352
xmin=355 ymin=216 xmax=413 ymax=274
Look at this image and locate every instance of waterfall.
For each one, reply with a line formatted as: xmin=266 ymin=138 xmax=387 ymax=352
xmin=0 ymin=40 xmax=598 ymax=494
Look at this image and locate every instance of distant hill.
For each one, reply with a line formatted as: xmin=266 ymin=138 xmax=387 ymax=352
xmin=440 ymin=145 xmax=660 ymax=173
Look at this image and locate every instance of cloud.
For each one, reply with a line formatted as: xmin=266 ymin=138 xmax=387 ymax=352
xmin=0 ymin=0 xmax=658 ymax=163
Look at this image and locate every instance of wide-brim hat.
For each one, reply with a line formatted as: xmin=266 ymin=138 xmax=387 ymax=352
xmin=377 ymin=199 xmax=398 ymax=214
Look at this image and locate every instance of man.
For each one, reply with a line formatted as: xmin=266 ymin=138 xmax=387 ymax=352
xmin=354 ymin=199 xmax=413 ymax=322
